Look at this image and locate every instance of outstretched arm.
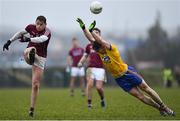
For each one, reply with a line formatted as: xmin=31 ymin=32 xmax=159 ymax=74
xmin=10 ymin=30 xmax=28 ymax=42
xmin=91 ymin=31 xmax=111 ymax=50
xmin=83 ymin=29 xmax=95 ymax=43
xmin=3 ymin=29 xmax=28 ymax=51
xmin=89 ymin=21 xmax=111 ymax=50
xmin=76 ymin=18 xmax=95 ymax=43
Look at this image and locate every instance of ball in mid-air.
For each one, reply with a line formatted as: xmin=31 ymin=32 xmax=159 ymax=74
xmin=90 ymin=1 xmax=103 ymax=14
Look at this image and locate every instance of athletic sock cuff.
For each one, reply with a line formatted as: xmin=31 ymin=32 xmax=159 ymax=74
xmin=88 ymin=99 xmax=92 ymax=104
xmin=30 ymin=107 xmax=34 ymax=111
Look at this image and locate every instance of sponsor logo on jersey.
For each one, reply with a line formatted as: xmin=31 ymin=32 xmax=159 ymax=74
xmin=102 ymin=55 xmax=111 ymax=63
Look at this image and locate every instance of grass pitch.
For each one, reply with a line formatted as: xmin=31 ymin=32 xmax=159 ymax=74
xmin=0 ymin=87 xmax=179 ymax=120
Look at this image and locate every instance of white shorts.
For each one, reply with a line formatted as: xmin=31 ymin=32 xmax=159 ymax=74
xmin=71 ymin=67 xmax=85 ymax=77
xmin=34 ymin=55 xmax=46 ymax=70
xmin=86 ymin=67 xmax=106 ymax=82
xmin=24 ymin=47 xmax=46 ymax=70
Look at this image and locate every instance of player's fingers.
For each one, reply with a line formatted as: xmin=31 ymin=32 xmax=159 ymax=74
xmin=76 ymin=19 xmax=80 ymax=23
xmin=78 ymin=18 xmax=83 ymax=23
xmin=3 ymin=45 xmax=6 ymax=51
xmin=76 ymin=18 xmax=80 ymax=22
xmin=93 ymin=20 xmax=96 ymax=26
xmin=3 ymin=47 xmax=7 ymax=51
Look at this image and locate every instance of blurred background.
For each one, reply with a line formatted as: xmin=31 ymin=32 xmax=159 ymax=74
xmin=0 ymin=0 xmax=180 ymax=88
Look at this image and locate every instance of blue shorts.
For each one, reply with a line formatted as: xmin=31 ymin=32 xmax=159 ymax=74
xmin=115 ymin=66 xmax=143 ymax=92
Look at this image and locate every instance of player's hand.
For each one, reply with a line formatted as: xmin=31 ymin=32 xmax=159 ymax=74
xmin=23 ymin=36 xmax=31 ymax=42
xmin=66 ymin=66 xmax=71 ymax=73
xmin=77 ymin=62 xmax=83 ymax=68
xmin=89 ymin=20 xmax=96 ymax=32
xmin=76 ymin=18 xmax=85 ymax=30
xmin=3 ymin=40 xmax=11 ymax=51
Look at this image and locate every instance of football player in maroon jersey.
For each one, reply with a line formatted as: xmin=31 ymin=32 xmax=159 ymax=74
xmin=78 ymin=39 xmax=106 ymax=109
xmin=3 ymin=15 xmax=51 ymax=117
xmin=67 ymin=37 xmax=85 ymax=97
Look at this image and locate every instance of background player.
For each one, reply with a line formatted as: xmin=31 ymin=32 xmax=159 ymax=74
xmin=3 ymin=15 xmax=51 ymax=117
xmin=76 ymin=18 xmax=175 ymax=116
xmin=78 ymin=40 xmax=106 ymax=109
xmin=67 ymin=37 xmax=85 ymax=96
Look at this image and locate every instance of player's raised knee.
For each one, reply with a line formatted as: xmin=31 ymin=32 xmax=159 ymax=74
xmin=24 ymin=47 xmax=36 ymax=65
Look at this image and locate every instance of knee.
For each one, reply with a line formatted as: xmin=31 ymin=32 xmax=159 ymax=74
xmin=141 ymin=84 xmax=152 ymax=92
xmin=96 ymin=85 xmax=102 ymax=91
xmin=88 ymin=83 xmax=93 ymax=88
xmin=24 ymin=54 xmax=30 ymax=64
xmin=136 ymin=94 xmax=145 ymax=101
xmin=87 ymin=82 xmax=93 ymax=89
xmin=32 ymin=80 xmax=40 ymax=89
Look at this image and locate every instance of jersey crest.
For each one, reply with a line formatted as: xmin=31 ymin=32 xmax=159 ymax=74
xmin=102 ymin=55 xmax=111 ymax=63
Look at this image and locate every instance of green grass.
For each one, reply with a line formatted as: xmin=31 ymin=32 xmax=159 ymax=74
xmin=0 ymin=87 xmax=179 ymax=120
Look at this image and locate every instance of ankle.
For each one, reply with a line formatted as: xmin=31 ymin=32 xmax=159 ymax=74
xmin=88 ymin=99 xmax=92 ymax=104
xmin=30 ymin=107 xmax=34 ymax=112
xmin=101 ymin=97 xmax=104 ymax=101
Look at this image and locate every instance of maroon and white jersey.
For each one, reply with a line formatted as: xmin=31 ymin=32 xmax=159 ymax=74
xmin=69 ymin=47 xmax=84 ymax=67
xmin=25 ymin=24 xmax=51 ymax=58
xmin=85 ymin=43 xmax=103 ymax=68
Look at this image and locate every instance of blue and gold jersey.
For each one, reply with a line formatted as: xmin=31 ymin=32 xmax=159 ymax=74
xmin=98 ymin=44 xmax=128 ymax=78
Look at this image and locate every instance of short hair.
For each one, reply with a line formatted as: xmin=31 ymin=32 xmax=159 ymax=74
xmin=93 ymin=27 xmax=101 ymax=33
xmin=36 ymin=15 xmax=46 ymax=24
xmin=92 ymin=41 xmax=101 ymax=51
xmin=72 ymin=37 xmax=78 ymax=41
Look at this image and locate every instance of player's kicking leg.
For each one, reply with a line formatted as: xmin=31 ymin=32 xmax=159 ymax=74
xmin=24 ymin=47 xmax=36 ymax=65
xmin=96 ymin=81 xmax=105 ymax=108
xmin=138 ymin=80 xmax=175 ymax=116
xmin=29 ymin=48 xmax=36 ymax=65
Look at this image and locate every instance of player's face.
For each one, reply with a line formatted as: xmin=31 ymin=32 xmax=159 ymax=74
xmin=72 ymin=39 xmax=79 ymax=47
xmin=94 ymin=30 xmax=101 ymax=36
xmin=35 ymin=20 xmax=46 ymax=31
